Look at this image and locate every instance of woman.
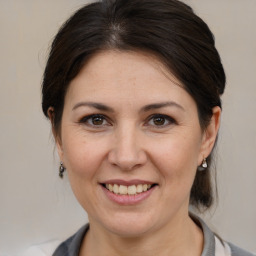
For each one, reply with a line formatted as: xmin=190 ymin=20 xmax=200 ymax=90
xmin=41 ymin=0 xmax=254 ymax=255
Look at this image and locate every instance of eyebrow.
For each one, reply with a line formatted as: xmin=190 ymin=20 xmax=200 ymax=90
xmin=72 ymin=101 xmax=184 ymax=112
xmin=141 ymin=101 xmax=185 ymax=112
xmin=72 ymin=102 xmax=114 ymax=112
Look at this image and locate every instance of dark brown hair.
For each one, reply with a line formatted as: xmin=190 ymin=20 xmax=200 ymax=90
xmin=42 ymin=0 xmax=226 ymax=210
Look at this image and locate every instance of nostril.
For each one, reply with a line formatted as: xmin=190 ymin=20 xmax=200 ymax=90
xmin=108 ymin=151 xmax=147 ymax=171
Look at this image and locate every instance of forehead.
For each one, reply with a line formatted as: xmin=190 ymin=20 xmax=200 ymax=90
xmin=69 ymin=50 xmax=180 ymax=89
xmin=82 ymin=50 xmax=171 ymax=75
xmin=66 ymin=50 xmax=195 ymax=110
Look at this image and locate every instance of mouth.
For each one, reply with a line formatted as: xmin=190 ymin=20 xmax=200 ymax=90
xmin=101 ymin=183 xmax=157 ymax=195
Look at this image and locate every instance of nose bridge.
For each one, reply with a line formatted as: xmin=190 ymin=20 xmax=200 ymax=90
xmin=108 ymin=121 xmax=146 ymax=170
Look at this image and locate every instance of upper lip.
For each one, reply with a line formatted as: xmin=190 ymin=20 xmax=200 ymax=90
xmin=100 ymin=179 xmax=156 ymax=186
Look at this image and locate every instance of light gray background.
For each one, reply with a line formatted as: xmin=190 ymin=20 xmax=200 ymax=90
xmin=0 ymin=0 xmax=255 ymax=255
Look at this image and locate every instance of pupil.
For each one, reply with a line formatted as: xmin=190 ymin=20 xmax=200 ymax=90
xmin=92 ymin=116 xmax=103 ymax=125
xmin=154 ymin=117 xmax=165 ymax=125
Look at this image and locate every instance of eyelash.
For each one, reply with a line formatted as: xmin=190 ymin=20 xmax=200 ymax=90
xmin=146 ymin=114 xmax=177 ymax=128
xmin=78 ymin=114 xmax=176 ymax=128
xmin=79 ymin=114 xmax=111 ymax=127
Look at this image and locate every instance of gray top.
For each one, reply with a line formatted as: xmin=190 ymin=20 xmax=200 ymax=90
xmin=53 ymin=216 xmax=255 ymax=256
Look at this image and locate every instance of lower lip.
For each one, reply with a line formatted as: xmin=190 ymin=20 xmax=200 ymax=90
xmin=101 ymin=185 xmax=156 ymax=205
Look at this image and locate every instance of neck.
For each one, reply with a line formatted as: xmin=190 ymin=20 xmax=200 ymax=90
xmin=80 ymin=213 xmax=203 ymax=256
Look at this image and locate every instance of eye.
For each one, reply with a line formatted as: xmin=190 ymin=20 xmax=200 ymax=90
xmin=147 ymin=114 xmax=176 ymax=127
xmin=79 ymin=114 xmax=110 ymax=127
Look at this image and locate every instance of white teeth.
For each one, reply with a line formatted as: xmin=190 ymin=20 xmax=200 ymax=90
xmin=119 ymin=185 xmax=128 ymax=195
xmin=105 ymin=183 xmax=153 ymax=195
xmin=136 ymin=184 xmax=143 ymax=193
xmin=128 ymin=185 xmax=137 ymax=195
xmin=113 ymin=184 xmax=119 ymax=194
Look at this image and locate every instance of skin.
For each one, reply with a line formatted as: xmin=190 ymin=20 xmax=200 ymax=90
xmin=50 ymin=50 xmax=221 ymax=256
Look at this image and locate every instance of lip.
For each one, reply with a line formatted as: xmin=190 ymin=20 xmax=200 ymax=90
xmin=100 ymin=181 xmax=157 ymax=205
xmin=100 ymin=179 xmax=155 ymax=186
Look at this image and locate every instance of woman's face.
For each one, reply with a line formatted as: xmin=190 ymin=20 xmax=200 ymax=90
xmin=56 ymin=50 xmax=219 ymax=237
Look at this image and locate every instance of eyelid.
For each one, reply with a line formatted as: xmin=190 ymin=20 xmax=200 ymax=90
xmin=78 ymin=114 xmax=112 ymax=127
xmin=77 ymin=113 xmax=176 ymax=129
xmin=145 ymin=114 xmax=177 ymax=127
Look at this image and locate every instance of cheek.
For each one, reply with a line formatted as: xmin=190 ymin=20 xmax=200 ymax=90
xmin=61 ymin=130 xmax=107 ymax=177
xmin=150 ymin=133 xmax=201 ymax=184
xmin=60 ymin=132 xmax=108 ymax=210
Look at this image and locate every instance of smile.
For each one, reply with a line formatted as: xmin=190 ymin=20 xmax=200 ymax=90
xmin=105 ymin=184 xmax=153 ymax=195
xmin=101 ymin=181 xmax=158 ymax=205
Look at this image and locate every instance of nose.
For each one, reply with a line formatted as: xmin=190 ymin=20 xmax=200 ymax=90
xmin=108 ymin=124 xmax=147 ymax=171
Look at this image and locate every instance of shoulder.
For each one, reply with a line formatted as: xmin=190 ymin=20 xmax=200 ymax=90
xmin=228 ymin=242 xmax=256 ymax=256
xmin=20 ymin=240 xmax=61 ymax=256
xmin=53 ymin=224 xmax=89 ymax=256
xmin=190 ymin=213 xmax=255 ymax=256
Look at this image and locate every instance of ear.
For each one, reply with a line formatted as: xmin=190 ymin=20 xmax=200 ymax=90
xmin=198 ymin=106 xmax=221 ymax=165
xmin=47 ymin=107 xmax=64 ymax=160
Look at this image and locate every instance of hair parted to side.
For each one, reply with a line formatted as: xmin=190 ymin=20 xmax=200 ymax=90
xmin=42 ymin=0 xmax=226 ymax=210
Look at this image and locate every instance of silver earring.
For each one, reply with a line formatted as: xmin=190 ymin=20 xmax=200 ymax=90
xmin=59 ymin=162 xmax=65 ymax=178
xmin=198 ymin=158 xmax=207 ymax=171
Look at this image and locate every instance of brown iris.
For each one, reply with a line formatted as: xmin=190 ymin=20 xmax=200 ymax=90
xmin=153 ymin=116 xmax=166 ymax=126
xmin=92 ymin=116 xmax=104 ymax=125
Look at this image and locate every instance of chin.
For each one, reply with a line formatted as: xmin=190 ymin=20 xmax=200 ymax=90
xmin=98 ymin=212 xmax=156 ymax=238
